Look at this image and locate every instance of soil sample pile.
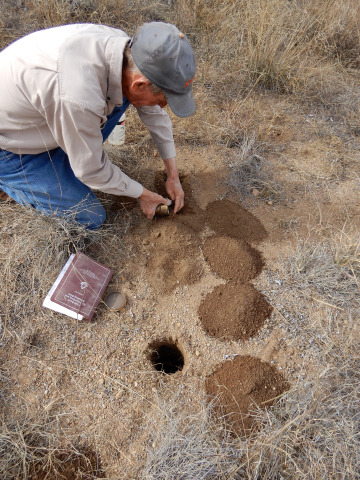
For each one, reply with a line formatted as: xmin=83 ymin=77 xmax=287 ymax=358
xmin=206 ymin=355 xmax=289 ymax=435
xmin=202 ymin=235 xmax=264 ymax=282
xmin=205 ymin=199 xmax=268 ymax=243
xmin=198 ymin=283 xmax=272 ymax=341
xmin=199 ymin=201 xmax=271 ymax=341
xmin=29 ymin=448 xmax=106 ymax=480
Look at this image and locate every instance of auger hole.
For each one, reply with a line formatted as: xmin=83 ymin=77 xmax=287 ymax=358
xmin=148 ymin=340 xmax=185 ymax=374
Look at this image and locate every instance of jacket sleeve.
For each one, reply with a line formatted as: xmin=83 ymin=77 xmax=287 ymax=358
xmin=43 ymin=100 xmax=143 ymax=198
xmin=136 ymin=105 xmax=176 ymax=160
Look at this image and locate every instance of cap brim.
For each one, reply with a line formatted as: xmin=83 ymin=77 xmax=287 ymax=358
xmin=165 ymin=88 xmax=196 ymax=118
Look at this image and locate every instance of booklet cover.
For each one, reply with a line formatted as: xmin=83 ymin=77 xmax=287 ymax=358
xmin=43 ymin=252 xmax=113 ymax=321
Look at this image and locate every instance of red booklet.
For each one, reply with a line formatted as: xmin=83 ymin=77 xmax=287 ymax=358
xmin=43 ymin=252 xmax=113 ymax=321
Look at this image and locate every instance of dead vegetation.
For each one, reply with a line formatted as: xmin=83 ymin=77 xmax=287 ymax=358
xmin=1 ymin=0 xmax=360 ymax=478
xmin=289 ymin=228 xmax=360 ymax=309
xmin=0 ymin=409 xmax=105 ymax=479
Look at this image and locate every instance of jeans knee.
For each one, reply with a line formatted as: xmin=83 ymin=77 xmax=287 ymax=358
xmin=84 ymin=205 xmax=106 ymax=230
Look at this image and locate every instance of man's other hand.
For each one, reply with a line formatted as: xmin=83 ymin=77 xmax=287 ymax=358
xmin=165 ymin=175 xmax=184 ymax=213
xmin=163 ymin=157 xmax=184 ymax=213
xmin=138 ymin=187 xmax=171 ymax=219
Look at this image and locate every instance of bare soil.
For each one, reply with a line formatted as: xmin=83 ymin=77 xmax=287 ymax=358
xmin=2 ymin=98 xmax=360 ymax=476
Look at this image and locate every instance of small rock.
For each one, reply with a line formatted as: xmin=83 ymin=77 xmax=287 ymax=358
xmin=195 ymin=350 xmax=200 ymax=357
xmin=267 ymin=200 xmax=273 ymax=205
xmin=115 ymin=390 xmax=124 ymax=399
xmin=98 ymin=378 xmax=105 ymax=386
xmin=251 ymin=188 xmax=260 ymax=197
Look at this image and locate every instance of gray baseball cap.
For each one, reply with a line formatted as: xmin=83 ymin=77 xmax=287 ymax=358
xmin=130 ymin=22 xmax=196 ymax=118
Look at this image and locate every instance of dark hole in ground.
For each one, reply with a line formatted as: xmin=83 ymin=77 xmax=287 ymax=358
xmin=148 ymin=340 xmax=185 ymax=374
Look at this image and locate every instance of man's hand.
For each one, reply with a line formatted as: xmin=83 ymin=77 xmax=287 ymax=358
xmin=165 ymin=175 xmax=184 ymax=213
xmin=163 ymin=157 xmax=184 ymax=214
xmin=138 ymin=187 xmax=171 ymax=219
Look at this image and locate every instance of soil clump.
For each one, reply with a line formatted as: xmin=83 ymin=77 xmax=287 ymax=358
xmin=198 ymin=283 xmax=272 ymax=341
xmin=205 ymin=199 xmax=268 ymax=243
xmin=202 ymin=235 xmax=264 ymax=282
xmin=29 ymin=448 xmax=105 ymax=480
xmin=206 ymin=355 xmax=290 ymax=435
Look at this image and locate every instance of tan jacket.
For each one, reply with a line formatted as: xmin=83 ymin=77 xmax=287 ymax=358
xmin=0 ymin=24 xmax=176 ymax=198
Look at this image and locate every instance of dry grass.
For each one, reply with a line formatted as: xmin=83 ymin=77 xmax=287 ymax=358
xmin=244 ymin=306 xmax=360 ymax=480
xmin=0 ymin=409 xmax=106 ymax=479
xmin=289 ymin=228 xmax=360 ymax=309
xmin=1 ymin=0 xmax=360 ymax=478
xmin=137 ymin=391 xmax=240 ymax=480
xmin=0 ymin=200 xmax=135 ymax=335
xmin=245 ymin=368 xmax=359 ymax=475
xmin=0 ymin=410 xmax=63 ymax=480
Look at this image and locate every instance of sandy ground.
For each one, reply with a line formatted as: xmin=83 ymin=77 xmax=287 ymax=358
xmin=1 ymin=95 xmax=360 ymax=477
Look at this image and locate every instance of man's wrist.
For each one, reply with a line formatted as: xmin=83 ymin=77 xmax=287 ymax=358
xmin=163 ymin=157 xmax=179 ymax=179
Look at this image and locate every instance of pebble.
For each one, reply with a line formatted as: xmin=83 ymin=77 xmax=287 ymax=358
xmin=251 ymin=188 xmax=260 ymax=197
xmin=115 ymin=390 xmax=124 ymax=399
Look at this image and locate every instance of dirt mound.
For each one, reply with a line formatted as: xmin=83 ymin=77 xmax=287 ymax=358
xmin=29 ymin=448 xmax=105 ymax=480
xmin=198 ymin=283 xmax=272 ymax=341
xmin=144 ymin=196 xmax=271 ymax=339
xmin=202 ymin=235 xmax=264 ymax=282
xmin=205 ymin=199 xmax=268 ymax=243
xmin=206 ymin=355 xmax=290 ymax=435
xmin=145 ymin=222 xmax=203 ymax=293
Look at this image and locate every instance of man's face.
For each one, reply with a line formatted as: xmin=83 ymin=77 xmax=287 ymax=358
xmin=127 ymin=83 xmax=168 ymax=109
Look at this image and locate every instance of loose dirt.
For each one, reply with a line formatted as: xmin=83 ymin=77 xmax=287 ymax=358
xmin=205 ymin=355 xmax=290 ymax=435
xmin=198 ymin=283 xmax=273 ymax=341
xmin=202 ymin=236 xmax=264 ymax=282
xmin=145 ymin=222 xmax=203 ymax=293
xmin=143 ymin=169 xmax=286 ymax=435
xmin=205 ymin=199 xmax=269 ymax=244
xmin=30 ymin=448 xmax=106 ymax=480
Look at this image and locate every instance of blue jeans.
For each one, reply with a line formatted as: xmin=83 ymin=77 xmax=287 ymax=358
xmin=0 ymin=100 xmax=130 ymax=230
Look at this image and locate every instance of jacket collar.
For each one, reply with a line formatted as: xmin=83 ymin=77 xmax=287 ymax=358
xmin=106 ymin=35 xmax=130 ymax=106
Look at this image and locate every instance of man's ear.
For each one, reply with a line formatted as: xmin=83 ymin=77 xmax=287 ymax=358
xmin=131 ymin=76 xmax=150 ymax=91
